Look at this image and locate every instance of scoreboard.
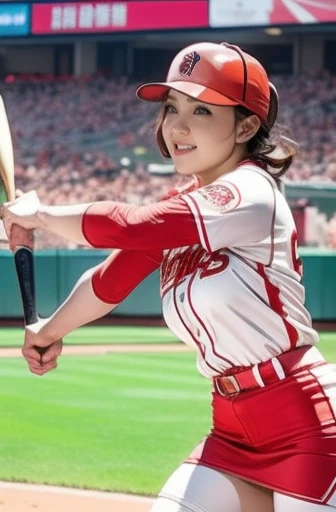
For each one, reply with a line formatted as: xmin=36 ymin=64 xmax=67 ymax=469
xmin=0 ymin=1 xmax=335 ymax=37
xmin=31 ymin=1 xmax=208 ymax=34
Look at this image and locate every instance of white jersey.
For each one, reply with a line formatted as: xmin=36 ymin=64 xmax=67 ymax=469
xmin=161 ymin=162 xmax=318 ymax=378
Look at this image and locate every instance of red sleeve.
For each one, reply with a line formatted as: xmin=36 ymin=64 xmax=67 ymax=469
xmin=82 ymin=196 xmax=200 ymax=251
xmin=92 ymin=249 xmax=163 ymax=304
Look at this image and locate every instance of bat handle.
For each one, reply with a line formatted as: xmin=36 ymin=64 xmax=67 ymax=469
xmin=14 ymin=246 xmax=47 ymax=357
xmin=14 ymin=246 xmax=38 ymax=325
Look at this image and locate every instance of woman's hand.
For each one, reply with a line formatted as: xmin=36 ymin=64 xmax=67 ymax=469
xmin=22 ymin=319 xmax=63 ymax=376
xmin=1 ymin=190 xmax=43 ymax=237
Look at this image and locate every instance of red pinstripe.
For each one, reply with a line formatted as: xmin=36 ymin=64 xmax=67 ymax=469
xmin=257 ymin=263 xmax=299 ymax=350
xmin=186 ymin=271 xmax=235 ymax=367
xmin=186 ymin=195 xmax=212 ymax=253
xmin=172 ymin=284 xmax=218 ymax=373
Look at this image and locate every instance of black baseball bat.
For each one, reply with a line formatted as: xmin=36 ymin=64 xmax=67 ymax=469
xmin=0 ymin=95 xmax=39 ymax=330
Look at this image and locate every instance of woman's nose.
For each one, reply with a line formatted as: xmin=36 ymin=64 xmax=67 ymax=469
xmin=171 ymin=119 xmax=190 ymax=136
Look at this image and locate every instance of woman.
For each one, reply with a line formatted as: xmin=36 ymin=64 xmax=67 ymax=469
xmin=3 ymin=42 xmax=336 ymax=512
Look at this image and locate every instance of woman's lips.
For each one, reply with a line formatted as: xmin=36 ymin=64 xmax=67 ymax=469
xmin=173 ymin=144 xmax=197 ymax=156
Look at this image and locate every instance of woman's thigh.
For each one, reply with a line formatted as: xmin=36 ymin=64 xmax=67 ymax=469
xmin=150 ymin=463 xmax=274 ymax=512
xmin=274 ymin=493 xmax=336 ymax=512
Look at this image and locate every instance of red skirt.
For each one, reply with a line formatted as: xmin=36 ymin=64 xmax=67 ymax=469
xmin=186 ymin=354 xmax=336 ymax=506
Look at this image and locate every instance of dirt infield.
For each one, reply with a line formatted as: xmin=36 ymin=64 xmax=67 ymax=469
xmin=0 ymin=343 xmax=190 ymax=511
xmin=0 ymin=482 xmax=154 ymax=512
xmin=0 ymin=343 xmax=192 ymax=358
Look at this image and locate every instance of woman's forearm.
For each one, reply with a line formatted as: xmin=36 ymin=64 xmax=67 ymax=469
xmin=39 ymin=266 xmax=116 ymax=341
xmin=38 ymin=247 xmax=162 ymax=342
xmin=4 ymin=193 xmax=199 ymax=250
xmin=38 ymin=203 xmax=93 ymax=246
xmin=82 ymin=197 xmax=199 ymax=250
xmin=39 ymin=197 xmax=199 ymax=250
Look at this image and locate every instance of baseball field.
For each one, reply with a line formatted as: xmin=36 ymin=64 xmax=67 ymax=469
xmin=0 ymin=326 xmax=335 ymax=511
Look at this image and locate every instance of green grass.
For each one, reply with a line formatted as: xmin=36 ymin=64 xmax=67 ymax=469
xmin=317 ymin=332 xmax=336 ymax=360
xmin=0 ymin=326 xmax=180 ymax=347
xmin=0 ymin=332 xmax=335 ymax=495
xmin=1 ymin=326 xmax=335 ymax=351
xmin=0 ymin=352 xmax=210 ymax=495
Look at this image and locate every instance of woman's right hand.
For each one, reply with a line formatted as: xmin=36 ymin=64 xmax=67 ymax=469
xmin=1 ymin=190 xmax=43 ymax=237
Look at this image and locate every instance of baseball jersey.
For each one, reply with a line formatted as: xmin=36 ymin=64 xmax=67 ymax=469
xmin=85 ymin=161 xmax=318 ymax=378
xmin=162 ymin=162 xmax=318 ymax=377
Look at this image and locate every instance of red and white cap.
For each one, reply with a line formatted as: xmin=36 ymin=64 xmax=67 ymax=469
xmin=136 ymin=42 xmax=278 ymax=127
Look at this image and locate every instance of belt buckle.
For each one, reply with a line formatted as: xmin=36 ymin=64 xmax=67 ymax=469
xmin=216 ymin=375 xmax=241 ymax=396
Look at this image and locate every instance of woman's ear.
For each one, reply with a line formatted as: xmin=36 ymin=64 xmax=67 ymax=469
xmin=236 ymin=115 xmax=261 ymax=144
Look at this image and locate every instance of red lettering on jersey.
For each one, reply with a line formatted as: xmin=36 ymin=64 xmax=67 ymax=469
xmin=199 ymin=253 xmax=229 ymax=279
xmin=291 ymin=230 xmax=303 ymax=277
xmin=161 ymin=246 xmax=229 ymax=295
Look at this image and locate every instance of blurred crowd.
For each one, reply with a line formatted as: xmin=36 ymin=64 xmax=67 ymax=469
xmin=272 ymin=73 xmax=336 ymax=182
xmin=0 ymin=71 xmax=335 ymax=249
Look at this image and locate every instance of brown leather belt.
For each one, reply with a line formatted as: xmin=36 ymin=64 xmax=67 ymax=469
xmin=213 ymin=345 xmax=325 ymax=396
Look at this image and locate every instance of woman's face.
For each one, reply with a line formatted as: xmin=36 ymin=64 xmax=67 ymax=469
xmin=162 ymin=90 xmax=247 ymax=185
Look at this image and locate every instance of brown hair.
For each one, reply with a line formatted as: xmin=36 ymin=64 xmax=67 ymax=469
xmin=155 ymin=87 xmax=298 ymax=180
xmin=234 ymin=86 xmax=298 ymax=179
xmin=156 ymin=102 xmax=170 ymax=159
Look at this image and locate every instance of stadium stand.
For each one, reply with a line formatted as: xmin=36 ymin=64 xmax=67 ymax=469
xmin=1 ymin=71 xmax=336 ymax=248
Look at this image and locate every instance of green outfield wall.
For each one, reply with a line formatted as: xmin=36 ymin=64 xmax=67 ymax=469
xmin=0 ymin=248 xmax=335 ymax=321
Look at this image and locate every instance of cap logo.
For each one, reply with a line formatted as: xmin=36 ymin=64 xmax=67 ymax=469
xmin=179 ymin=51 xmax=200 ymax=77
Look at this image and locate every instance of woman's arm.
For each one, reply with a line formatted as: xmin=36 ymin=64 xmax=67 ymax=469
xmin=81 ymin=198 xmax=199 ymax=250
xmin=2 ymin=193 xmax=200 ymax=250
xmin=26 ymin=248 xmax=162 ymax=349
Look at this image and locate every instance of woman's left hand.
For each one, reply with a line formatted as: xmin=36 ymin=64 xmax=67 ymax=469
xmin=22 ymin=319 xmax=63 ymax=376
xmin=24 ymin=340 xmax=63 ymax=376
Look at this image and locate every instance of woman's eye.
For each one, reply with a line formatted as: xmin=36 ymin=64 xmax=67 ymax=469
xmin=164 ymin=104 xmax=177 ymax=114
xmin=164 ymin=104 xmax=210 ymax=115
xmin=195 ymin=106 xmax=211 ymax=115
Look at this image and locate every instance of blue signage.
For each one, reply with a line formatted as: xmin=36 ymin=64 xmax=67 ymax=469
xmin=0 ymin=4 xmax=29 ymax=36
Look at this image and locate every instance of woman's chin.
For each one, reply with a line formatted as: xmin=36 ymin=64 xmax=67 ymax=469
xmin=174 ymin=166 xmax=197 ymax=176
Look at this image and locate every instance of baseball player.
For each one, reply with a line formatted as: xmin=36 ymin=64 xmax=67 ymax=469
xmin=3 ymin=42 xmax=336 ymax=512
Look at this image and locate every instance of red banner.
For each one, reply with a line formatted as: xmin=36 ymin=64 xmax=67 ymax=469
xmin=209 ymin=0 xmax=336 ymax=28
xmin=32 ymin=1 xmax=208 ymax=34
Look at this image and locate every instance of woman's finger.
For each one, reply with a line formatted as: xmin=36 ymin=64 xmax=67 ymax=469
xmin=9 ymin=224 xmax=34 ymax=252
xmin=29 ymin=360 xmax=58 ymax=376
xmin=22 ymin=345 xmax=42 ymax=363
xmin=25 ymin=356 xmax=42 ymax=367
xmin=41 ymin=341 xmax=63 ymax=365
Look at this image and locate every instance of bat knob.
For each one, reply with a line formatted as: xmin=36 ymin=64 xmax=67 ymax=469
xmin=35 ymin=346 xmax=49 ymax=356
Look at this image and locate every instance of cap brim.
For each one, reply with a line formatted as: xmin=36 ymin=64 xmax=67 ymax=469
xmin=136 ymin=81 xmax=239 ymax=107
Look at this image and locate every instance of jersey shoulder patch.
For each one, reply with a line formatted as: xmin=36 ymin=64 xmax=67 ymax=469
xmin=197 ymin=181 xmax=241 ymax=213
